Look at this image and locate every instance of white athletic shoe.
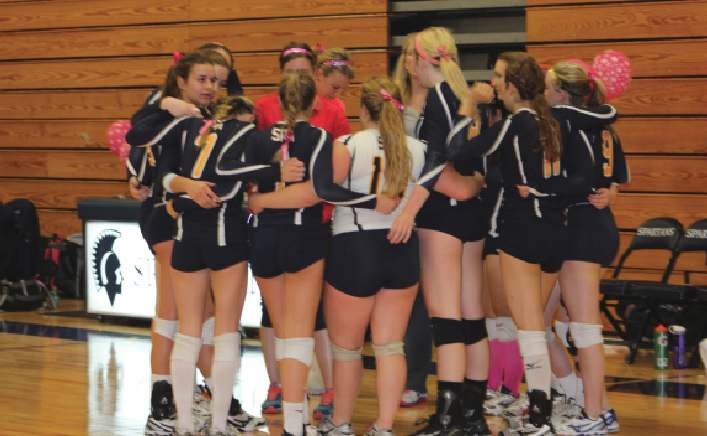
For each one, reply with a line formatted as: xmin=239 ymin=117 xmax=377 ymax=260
xmin=484 ymin=386 xmax=517 ymax=415
xmin=601 ymin=409 xmax=619 ymax=433
xmin=318 ymin=416 xmax=355 ymax=436
xmin=145 ymin=415 xmax=177 ymax=436
xmin=227 ymin=398 xmax=268 ymax=431
xmin=555 ymin=413 xmax=606 ymax=436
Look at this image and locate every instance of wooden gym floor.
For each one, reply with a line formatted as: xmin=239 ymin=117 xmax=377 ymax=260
xmin=1 ymin=300 xmax=706 ymax=436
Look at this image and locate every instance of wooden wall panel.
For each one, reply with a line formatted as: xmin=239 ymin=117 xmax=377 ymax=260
xmin=0 ymin=180 xmax=129 ymax=209
xmin=528 ymin=40 xmax=707 ymax=78
xmin=0 ymin=25 xmax=190 ymax=61
xmin=0 ymin=89 xmax=148 ymax=120
xmin=621 ymin=156 xmax=707 ymax=193
xmin=527 ymin=1 xmax=707 ymax=43
xmin=37 ymin=210 xmax=84 ymax=238
xmin=612 ymin=79 xmax=707 ymax=116
xmin=189 ymin=0 xmax=386 ymax=20
xmin=529 ymin=0 xmax=641 ymax=4
xmin=612 ymin=194 xmax=707 ymax=230
xmin=0 ymin=121 xmax=112 ymax=150
xmin=189 ymin=16 xmax=389 ymax=52
xmin=0 ymin=151 xmax=125 ymax=180
xmin=0 ymin=0 xmax=189 ymax=31
xmin=616 ymin=118 xmax=707 ymax=154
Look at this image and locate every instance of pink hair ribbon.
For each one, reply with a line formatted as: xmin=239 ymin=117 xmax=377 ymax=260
xmin=437 ymin=45 xmax=452 ymax=61
xmin=199 ymin=119 xmax=216 ymax=136
xmin=322 ymin=59 xmax=352 ymax=67
xmin=173 ymin=52 xmax=183 ymax=66
xmin=282 ymin=47 xmax=313 ymax=58
xmin=380 ymin=89 xmax=404 ymax=110
xmin=280 ymin=132 xmax=293 ymax=161
xmin=316 ymin=43 xmax=325 ymax=51
xmin=415 ymin=33 xmax=453 ymax=65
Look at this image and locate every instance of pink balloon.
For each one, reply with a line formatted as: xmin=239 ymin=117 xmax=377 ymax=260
xmin=592 ymin=51 xmax=632 ymax=100
xmin=106 ymin=120 xmax=132 ymax=167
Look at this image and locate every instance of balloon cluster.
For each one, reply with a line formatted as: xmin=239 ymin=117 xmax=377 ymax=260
xmin=106 ymin=120 xmax=132 ymax=167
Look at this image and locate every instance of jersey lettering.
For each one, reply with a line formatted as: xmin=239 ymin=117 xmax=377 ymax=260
xmin=192 ymin=133 xmax=217 ymax=178
xmin=147 ymin=147 xmax=156 ymax=166
xmin=271 ymin=127 xmax=293 ymax=143
xmin=543 ymin=154 xmax=561 ymax=179
xmin=602 ymin=129 xmax=614 ymax=177
xmin=369 ymin=156 xmax=383 ymax=195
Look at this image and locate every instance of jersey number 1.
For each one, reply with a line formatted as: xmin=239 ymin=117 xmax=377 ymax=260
xmin=369 ymin=156 xmax=383 ymax=195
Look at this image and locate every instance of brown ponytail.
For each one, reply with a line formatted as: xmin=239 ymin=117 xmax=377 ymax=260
xmin=361 ymin=76 xmax=412 ymax=197
xmin=505 ymin=59 xmax=562 ymax=163
xmin=273 ymin=70 xmax=317 ymax=162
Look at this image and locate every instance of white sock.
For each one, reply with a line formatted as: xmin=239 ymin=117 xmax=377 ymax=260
xmin=557 ymin=373 xmax=577 ymax=401
xmin=151 ymin=374 xmax=171 ymax=386
xmin=517 ymin=330 xmax=551 ymax=397
xmin=284 ymin=401 xmax=304 ymax=436
xmin=302 ymin=390 xmax=309 ymax=425
xmin=212 ymin=332 xmax=241 ymax=432
xmin=575 ymin=376 xmax=585 ymax=407
xmin=171 ymin=333 xmax=202 ymax=432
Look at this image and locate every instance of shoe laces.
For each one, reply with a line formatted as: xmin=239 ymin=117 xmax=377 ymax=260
xmin=267 ymin=385 xmax=282 ymax=400
xmin=321 ymin=390 xmax=333 ymax=406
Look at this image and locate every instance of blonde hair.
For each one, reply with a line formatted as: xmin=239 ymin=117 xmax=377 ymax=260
xmin=415 ymin=27 xmax=468 ymax=102
xmin=197 ymin=95 xmax=256 ymax=148
xmin=360 ymin=76 xmax=412 ymax=197
xmin=550 ymin=62 xmax=619 ymax=141
xmin=317 ymin=47 xmax=354 ymax=79
xmin=393 ymin=33 xmax=417 ymax=107
xmin=272 ymin=70 xmax=317 ymax=162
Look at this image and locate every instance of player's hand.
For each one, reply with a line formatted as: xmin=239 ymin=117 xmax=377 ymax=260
xmin=166 ymin=199 xmax=179 ymax=219
xmin=281 ymin=157 xmax=306 ymax=183
xmin=517 ymin=184 xmax=531 ymax=198
xmin=388 ymin=211 xmax=414 ymax=244
xmin=187 ymin=180 xmax=220 ymax=209
xmin=248 ymin=193 xmax=264 ymax=215
xmin=589 ymin=188 xmax=611 ymax=209
xmin=375 ymin=195 xmax=401 ymax=215
xmin=470 ymin=82 xmax=495 ymax=105
xmin=129 ymin=177 xmax=149 ymax=200
xmin=161 ymin=97 xmax=202 ymax=118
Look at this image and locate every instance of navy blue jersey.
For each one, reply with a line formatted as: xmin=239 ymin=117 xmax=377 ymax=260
xmin=246 ymin=121 xmax=333 ymax=227
xmin=127 ymin=113 xmax=282 ymax=245
xmin=415 ymin=81 xmax=483 ymax=212
xmin=448 ymin=105 xmax=618 ymax=224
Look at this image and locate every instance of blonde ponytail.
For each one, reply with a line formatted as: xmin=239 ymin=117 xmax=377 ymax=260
xmin=415 ymin=27 xmax=468 ymax=102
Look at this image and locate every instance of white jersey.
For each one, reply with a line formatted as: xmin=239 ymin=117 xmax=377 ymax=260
xmin=333 ymin=129 xmax=426 ymax=235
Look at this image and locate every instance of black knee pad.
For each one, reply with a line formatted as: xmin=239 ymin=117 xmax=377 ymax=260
xmin=261 ymin=302 xmax=273 ymax=328
xmin=462 ymin=318 xmax=488 ymax=345
xmin=314 ymin=298 xmax=326 ymax=331
xmin=430 ymin=317 xmax=464 ymax=347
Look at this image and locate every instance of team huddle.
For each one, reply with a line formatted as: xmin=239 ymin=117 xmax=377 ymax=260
xmin=124 ymin=25 xmax=628 ymax=436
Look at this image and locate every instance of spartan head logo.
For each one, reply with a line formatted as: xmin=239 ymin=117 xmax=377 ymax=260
xmin=92 ymin=230 xmax=123 ymax=306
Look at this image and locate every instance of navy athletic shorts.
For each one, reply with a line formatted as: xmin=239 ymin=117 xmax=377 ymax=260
xmin=565 ymin=204 xmax=620 ymax=268
xmin=326 ymin=229 xmax=420 ymax=298
xmin=497 ymin=217 xmax=567 ymax=274
xmin=145 ymin=204 xmax=175 ymax=249
xmin=171 ymin=240 xmax=249 ymax=272
xmin=416 ymin=198 xmax=488 ymax=243
xmin=482 ymin=234 xmax=501 ymax=260
xmin=250 ymin=224 xmax=324 ymax=278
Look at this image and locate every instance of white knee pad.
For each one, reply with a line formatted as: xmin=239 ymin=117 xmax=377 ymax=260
xmin=201 ymin=316 xmax=215 ymax=346
xmin=283 ymin=337 xmax=315 ymax=367
xmin=172 ymin=333 xmax=203 ymax=364
xmin=154 ymin=317 xmax=178 ymax=340
xmin=554 ymin=320 xmax=570 ymax=348
xmin=569 ymin=322 xmax=603 ymax=348
xmin=331 ymin=342 xmax=362 ymax=361
xmin=372 ymin=341 xmax=405 ymax=359
xmin=486 ymin=318 xmax=498 ymax=341
xmin=545 ymin=326 xmax=555 ymax=345
xmin=275 ymin=336 xmax=285 ymax=362
xmin=214 ymin=332 xmax=241 ymax=362
xmin=496 ymin=317 xmax=517 ymax=343
xmin=516 ymin=330 xmax=548 ymax=358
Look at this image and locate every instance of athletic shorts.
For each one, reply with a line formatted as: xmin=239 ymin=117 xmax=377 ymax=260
xmin=171 ymin=240 xmax=248 ymax=272
xmin=482 ymin=234 xmax=501 ymax=260
xmin=416 ymin=199 xmax=488 ymax=243
xmin=497 ymin=217 xmax=567 ymax=274
xmin=565 ymin=205 xmax=620 ymax=268
xmin=326 ymin=229 xmax=420 ymax=298
xmin=145 ymin=204 xmax=175 ymax=249
xmin=250 ymin=224 xmax=324 ymax=278
xmin=139 ymin=197 xmax=156 ymax=244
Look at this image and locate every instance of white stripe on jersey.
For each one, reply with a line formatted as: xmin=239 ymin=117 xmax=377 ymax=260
xmin=483 ymin=117 xmax=512 ymax=158
xmin=534 ymin=198 xmax=542 ymax=218
xmin=447 ymin=117 xmax=471 ymax=147
xmin=218 ymin=203 xmax=227 ymax=246
xmin=176 ymin=213 xmax=183 ymax=241
xmin=125 ymin=153 xmax=138 ymax=178
xmin=163 ymin=173 xmax=177 ymax=193
xmin=579 ymin=130 xmax=595 ymax=164
xmin=417 ymin=164 xmax=445 ymax=187
xmin=143 ymin=116 xmax=193 ymax=147
xmin=295 ymin=208 xmax=303 ymax=225
xmin=220 ymin=181 xmax=243 ymax=202
xmin=435 ymin=83 xmax=454 ymax=131
xmin=215 ymin=124 xmax=262 ymax=176
xmin=513 ymin=135 xmax=527 ymax=184
xmin=490 ymin=187 xmax=503 ymax=238
xmin=148 ymin=90 xmax=163 ymax=105
xmin=554 ymin=104 xmax=617 ymax=120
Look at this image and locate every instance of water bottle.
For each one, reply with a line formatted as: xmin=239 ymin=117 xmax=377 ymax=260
xmin=669 ymin=325 xmax=687 ymax=369
xmin=654 ymin=324 xmax=669 ymax=370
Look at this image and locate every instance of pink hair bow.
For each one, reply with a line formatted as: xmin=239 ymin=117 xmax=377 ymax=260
xmin=280 ymin=132 xmax=293 ymax=161
xmin=199 ymin=119 xmax=216 ymax=136
xmin=316 ymin=43 xmax=325 ymax=51
xmin=380 ymin=89 xmax=404 ymax=110
xmin=173 ymin=51 xmax=183 ymax=67
xmin=437 ymin=46 xmax=452 ymax=61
